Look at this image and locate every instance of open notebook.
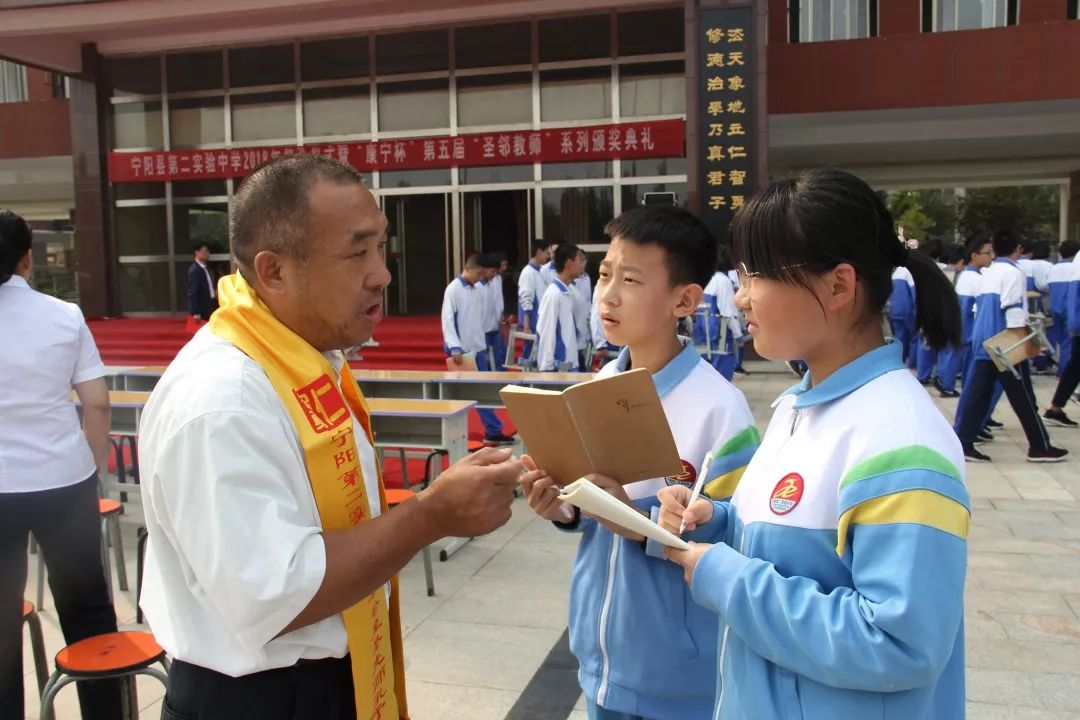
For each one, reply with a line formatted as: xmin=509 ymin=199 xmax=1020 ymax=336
xmin=559 ymin=478 xmax=689 ymax=550
xmin=499 ymin=367 xmax=683 ymax=486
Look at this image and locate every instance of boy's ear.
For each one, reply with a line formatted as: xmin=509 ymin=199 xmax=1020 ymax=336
xmin=672 ymin=283 xmax=705 ymax=319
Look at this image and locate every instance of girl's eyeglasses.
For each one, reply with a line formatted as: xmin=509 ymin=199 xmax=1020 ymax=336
xmin=736 ymin=262 xmax=808 ymax=298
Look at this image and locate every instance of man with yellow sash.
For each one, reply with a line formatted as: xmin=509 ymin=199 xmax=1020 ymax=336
xmin=138 ymin=155 xmax=530 ymax=719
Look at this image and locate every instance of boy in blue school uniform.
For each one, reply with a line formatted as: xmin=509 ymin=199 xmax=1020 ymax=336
xmin=520 ymin=207 xmax=759 ymax=720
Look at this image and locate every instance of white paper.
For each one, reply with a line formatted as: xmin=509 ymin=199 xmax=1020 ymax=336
xmin=559 ymin=478 xmax=690 ymax=550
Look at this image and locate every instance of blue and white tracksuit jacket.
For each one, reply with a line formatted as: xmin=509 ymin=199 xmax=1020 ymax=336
xmin=666 ymin=341 xmax=969 ymax=720
xmin=560 ymin=340 xmax=759 ymax=719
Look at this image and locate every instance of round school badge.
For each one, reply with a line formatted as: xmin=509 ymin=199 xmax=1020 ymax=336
xmin=769 ymin=473 xmax=804 ymax=515
xmin=666 ymin=460 xmax=697 ymax=489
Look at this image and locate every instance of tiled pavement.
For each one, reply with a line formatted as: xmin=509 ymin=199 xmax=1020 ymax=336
xmin=20 ymin=364 xmax=1080 ymax=719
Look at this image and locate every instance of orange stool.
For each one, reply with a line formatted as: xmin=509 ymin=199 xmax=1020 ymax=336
xmin=39 ymin=631 xmax=169 ymax=720
xmin=386 ymin=488 xmax=434 ymax=597
xmin=36 ymin=498 xmax=128 ymax=610
xmin=23 ymin=602 xmax=52 ymax=720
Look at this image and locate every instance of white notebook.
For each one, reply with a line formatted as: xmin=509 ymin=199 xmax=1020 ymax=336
xmin=558 ymin=478 xmax=690 ymax=550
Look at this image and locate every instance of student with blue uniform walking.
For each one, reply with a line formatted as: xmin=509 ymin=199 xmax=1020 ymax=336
xmin=1048 ymin=241 xmax=1077 ymax=375
xmin=935 ymin=234 xmax=993 ymax=397
xmin=658 ymin=169 xmax=970 ymax=720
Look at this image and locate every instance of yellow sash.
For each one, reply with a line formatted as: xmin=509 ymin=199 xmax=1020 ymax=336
xmin=209 ymin=273 xmax=408 ymax=720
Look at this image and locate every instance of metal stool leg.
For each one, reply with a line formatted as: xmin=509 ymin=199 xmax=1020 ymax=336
xmin=100 ymin=517 xmax=114 ymax=603
xmin=39 ymin=672 xmax=75 ymax=720
xmin=136 ymin=528 xmax=148 ymax=624
xmin=36 ymin=551 xmax=45 ymax=611
xmin=24 ymin=610 xmax=53 ymax=720
xmin=110 ymin=514 xmax=129 ymax=592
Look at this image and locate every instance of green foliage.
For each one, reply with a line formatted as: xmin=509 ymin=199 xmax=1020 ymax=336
xmin=955 ymin=186 xmax=1059 ymax=241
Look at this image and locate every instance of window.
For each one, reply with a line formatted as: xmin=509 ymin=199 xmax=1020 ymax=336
xmin=0 ymin=61 xmax=27 ymax=103
xmin=539 ymin=15 xmax=611 ymax=62
xmin=619 ymin=62 xmax=685 ymax=118
xmin=922 ymin=0 xmax=1010 ymax=30
xmin=461 ymin=164 xmax=533 ymax=184
xmin=174 ymin=203 xmax=229 ymax=255
xmin=166 ymin=52 xmax=222 ymax=93
xmin=377 ymin=79 xmax=449 ymax=131
xmin=457 ymin=74 xmax=532 ymax=127
xmin=1070 ymin=0 xmax=1078 ymax=19
xmin=113 ymin=102 xmax=164 ymax=149
xmin=542 ymin=186 xmax=614 ymax=246
xmin=110 ymin=56 xmax=160 ymax=97
xmin=303 ymin=86 xmax=371 ymax=138
xmin=229 ymin=45 xmax=294 ymax=88
xmin=231 ymin=92 xmax=296 ymax=142
xmin=115 ymin=206 xmax=168 ymax=255
xmin=541 ymin=162 xmax=612 ymax=181
xmin=622 ymin=157 xmax=687 ymax=178
xmin=118 ymin=263 xmax=172 ymax=312
xmin=797 ymin=0 xmax=872 ymax=40
xmin=301 ymin=36 xmax=369 ymax=81
xmin=169 ymin=97 xmax=226 ymax=147
xmin=455 ymin=22 xmax=532 ymax=69
xmin=375 ymin=30 xmax=449 ymax=75
xmin=540 ymin=67 xmax=612 ymax=123
xmin=618 ymin=9 xmax=684 ymax=56
xmin=380 ymin=169 xmax=452 ymax=188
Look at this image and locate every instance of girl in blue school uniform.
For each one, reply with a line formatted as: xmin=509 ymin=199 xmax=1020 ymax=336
xmin=657 ymin=168 xmax=969 ymax=720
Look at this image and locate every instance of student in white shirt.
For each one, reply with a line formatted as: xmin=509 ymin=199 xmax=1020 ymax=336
xmin=516 ymin=241 xmax=550 ymax=358
xmin=536 ymin=243 xmax=586 ymax=371
xmin=0 ymin=209 xmax=121 ymax=719
xmin=572 ymin=267 xmax=593 ymax=360
xmin=539 ymin=242 xmax=560 ymax=290
xmin=443 ymin=254 xmax=515 ymax=443
xmin=482 ymin=252 xmax=508 ymax=370
xmin=138 ymin=156 xmax=531 ymax=719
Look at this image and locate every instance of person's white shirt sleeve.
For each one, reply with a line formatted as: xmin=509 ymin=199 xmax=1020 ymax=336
xmin=518 ymin=267 xmax=537 ymax=313
xmin=536 ymin=286 xmax=559 ymax=371
xmin=1002 ymin=268 xmax=1028 ymax=328
xmin=492 ymin=275 xmax=504 ymax=320
xmin=441 ymin=282 xmax=463 ymax=353
xmin=144 ymin=409 xmax=327 ymax=653
xmin=71 ymin=306 xmax=106 ymax=384
xmin=559 ymin=293 xmax=580 ymax=370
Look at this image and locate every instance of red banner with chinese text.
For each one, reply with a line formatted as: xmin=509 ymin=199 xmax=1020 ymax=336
xmin=106 ymin=119 xmax=685 ymax=183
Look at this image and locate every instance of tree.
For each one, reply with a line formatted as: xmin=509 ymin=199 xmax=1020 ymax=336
xmin=956 ymin=186 xmax=1059 ymax=241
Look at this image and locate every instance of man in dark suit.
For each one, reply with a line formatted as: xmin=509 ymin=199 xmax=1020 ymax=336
xmin=187 ymin=243 xmax=218 ymax=322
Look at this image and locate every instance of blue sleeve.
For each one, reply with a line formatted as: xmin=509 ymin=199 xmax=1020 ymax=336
xmin=1068 ymin=280 xmax=1080 ymax=336
xmin=690 ymin=462 xmax=969 ymax=692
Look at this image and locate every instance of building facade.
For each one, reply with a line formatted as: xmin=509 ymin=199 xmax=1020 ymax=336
xmin=0 ymin=0 xmax=1078 ymax=316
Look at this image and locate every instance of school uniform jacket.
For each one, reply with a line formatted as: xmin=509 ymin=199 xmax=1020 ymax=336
xmin=971 ymin=258 xmax=1028 ymax=361
xmin=680 ymin=341 xmax=969 ymax=720
xmin=564 ymin=340 xmax=759 ymax=719
xmin=536 ymin=279 xmax=579 ymax=371
xmin=441 ymin=277 xmax=487 ymax=355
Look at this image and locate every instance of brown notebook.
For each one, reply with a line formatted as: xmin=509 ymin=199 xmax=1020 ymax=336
xmin=499 ymin=367 xmax=683 ymax=485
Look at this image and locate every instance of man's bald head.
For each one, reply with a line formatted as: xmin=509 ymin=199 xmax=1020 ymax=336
xmin=231 ymin=154 xmax=367 ymax=277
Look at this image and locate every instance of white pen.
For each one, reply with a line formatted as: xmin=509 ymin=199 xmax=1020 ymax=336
xmin=679 ymin=452 xmax=713 ymax=536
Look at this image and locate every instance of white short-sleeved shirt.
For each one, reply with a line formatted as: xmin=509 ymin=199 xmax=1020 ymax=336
xmin=0 ymin=276 xmax=105 ymax=493
xmin=138 ymin=328 xmax=383 ymax=676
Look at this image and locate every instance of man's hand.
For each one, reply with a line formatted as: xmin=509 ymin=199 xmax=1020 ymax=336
xmin=518 ymin=455 xmax=572 ymax=522
xmin=656 ymin=485 xmax=714 ymax=535
xmin=450 ymin=352 xmax=464 ymax=367
xmin=583 ymin=473 xmax=645 ymax=542
xmin=663 ymin=542 xmax=713 ymax=584
xmin=192 ymin=314 xmax=202 ymax=321
xmin=417 ymin=447 xmax=520 ymax=537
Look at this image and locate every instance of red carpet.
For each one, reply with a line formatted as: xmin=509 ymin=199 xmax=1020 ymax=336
xmin=87 ymin=315 xmax=448 ymax=371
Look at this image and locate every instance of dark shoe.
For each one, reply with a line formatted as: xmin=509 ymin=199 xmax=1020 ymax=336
xmin=939 ymin=387 xmax=960 ymax=398
xmin=734 ymin=366 xmax=750 ymax=376
xmin=918 ymin=377 xmax=932 ymax=386
xmin=1027 ymin=446 xmax=1068 ymax=463
xmin=975 ymin=429 xmax=994 ymax=444
xmin=484 ymin=433 xmax=517 ymax=445
xmin=985 ymin=418 xmax=1004 ymax=428
xmin=1043 ymin=408 xmax=1078 ymax=428
xmin=964 ymin=446 xmax=992 ymax=462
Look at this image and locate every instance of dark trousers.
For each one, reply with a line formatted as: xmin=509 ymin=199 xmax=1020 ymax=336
xmin=1052 ymin=337 xmax=1080 ymax=408
xmin=0 ymin=474 xmax=121 ymax=720
xmin=163 ymin=656 xmax=355 ymax=720
xmin=954 ymin=359 xmax=1050 ymax=452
